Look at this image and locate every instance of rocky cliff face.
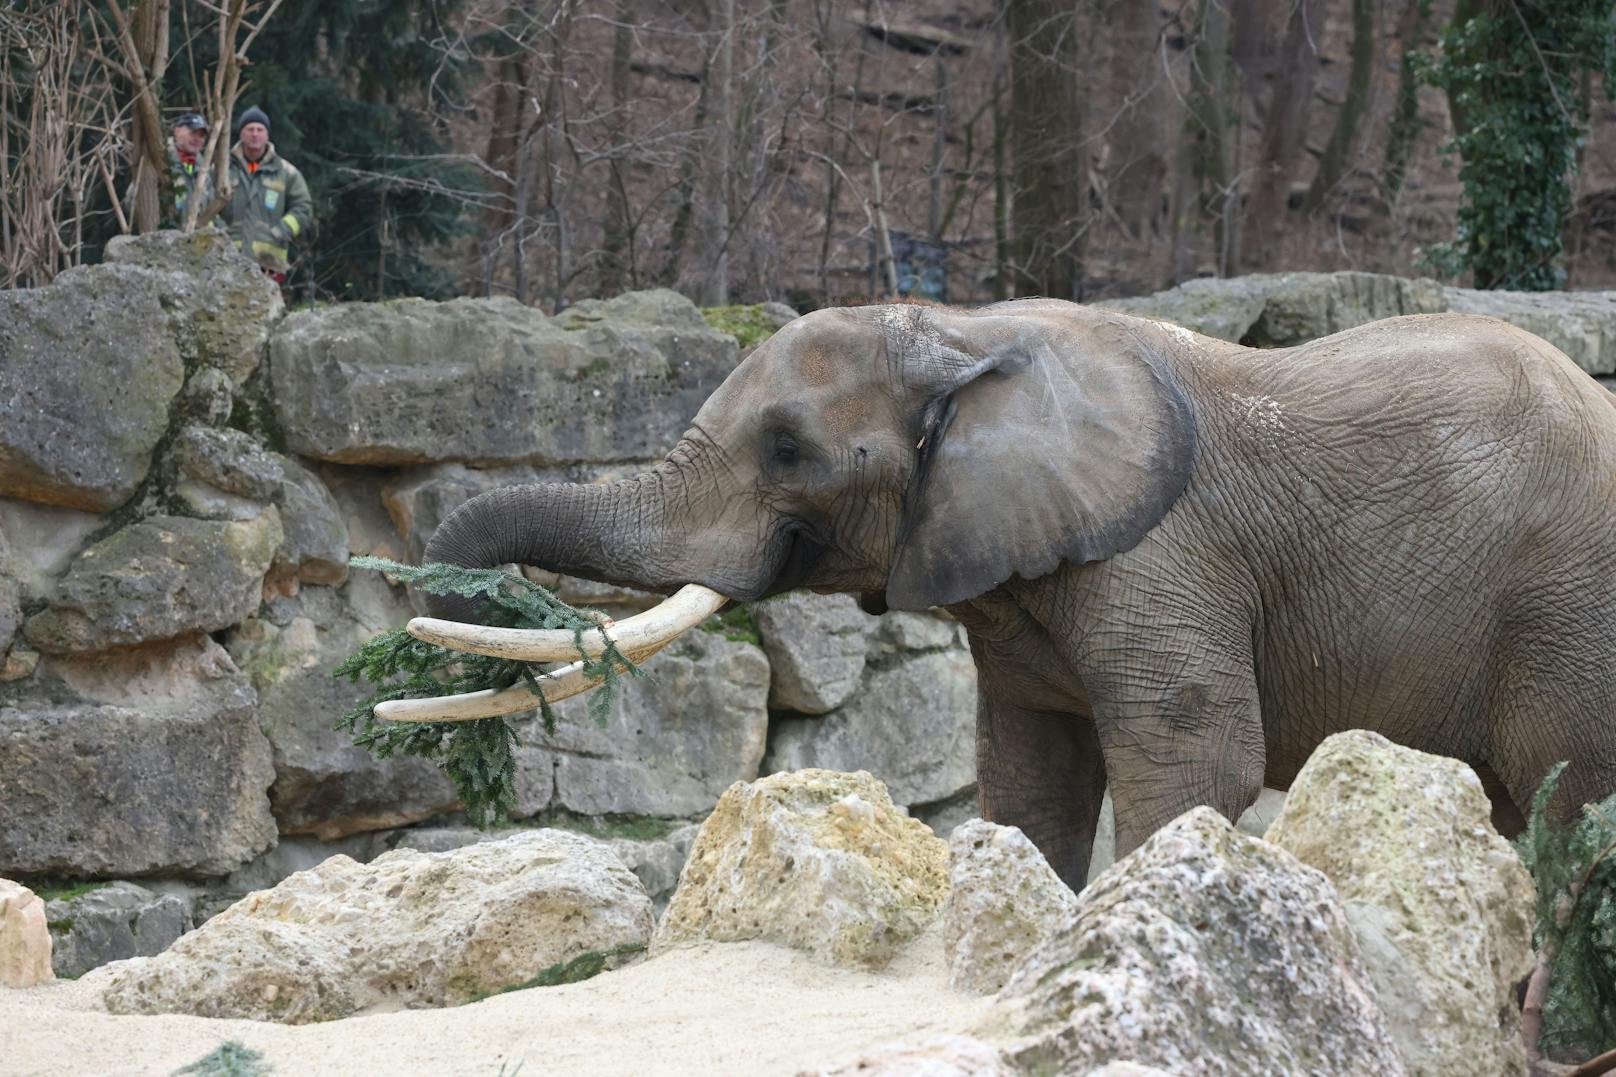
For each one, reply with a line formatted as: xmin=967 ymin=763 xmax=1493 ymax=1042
xmin=1 ymin=237 xmax=1607 ymax=975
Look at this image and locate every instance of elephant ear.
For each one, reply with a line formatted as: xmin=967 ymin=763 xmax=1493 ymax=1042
xmin=884 ymin=305 xmax=1196 ymax=610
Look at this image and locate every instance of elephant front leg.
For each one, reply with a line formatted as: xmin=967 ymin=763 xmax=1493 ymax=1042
xmin=976 ymin=691 xmax=1107 ymax=892
xmin=1086 ymin=642 xmax=1266 ymax=861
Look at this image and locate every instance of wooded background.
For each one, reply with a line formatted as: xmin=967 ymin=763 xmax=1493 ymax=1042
xmin=5 ymin=0 xmax=1615 ymax=307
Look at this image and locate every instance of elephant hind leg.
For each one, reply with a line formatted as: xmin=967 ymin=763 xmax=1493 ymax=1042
xmin=1486 ymin=620 xmax=1616 ymax=828
xmin=975 ymin=693 xmax=1107 ymax=892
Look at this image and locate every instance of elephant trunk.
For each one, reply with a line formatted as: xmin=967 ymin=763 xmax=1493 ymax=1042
xmin=422 ymin=475 xmax=651 ymax=621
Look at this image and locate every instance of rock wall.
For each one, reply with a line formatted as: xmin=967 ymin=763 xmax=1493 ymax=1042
xmin=0 ymin=232 xmax=974 ymax=968
xmin=2 ymin=247 xmax=1605 ymax=973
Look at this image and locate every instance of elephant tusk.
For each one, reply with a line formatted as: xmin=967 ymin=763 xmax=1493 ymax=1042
xmin=372 ymin=635 xmax=681 ymax=723
xmin=403 ymin=583 xmax=730 ymax=662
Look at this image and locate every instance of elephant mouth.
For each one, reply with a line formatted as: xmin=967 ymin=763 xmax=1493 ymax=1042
xmin=760 ymin=521 xmax=828 ymax=598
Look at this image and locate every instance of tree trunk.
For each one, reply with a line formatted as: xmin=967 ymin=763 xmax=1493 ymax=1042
xmin=1383 ymin=0 xmax=1433 ymax=199
xmin=118 ymin=0 xmax=172 ymax=234
xmin=1098 ymin=0 xmax=1169 ymax=241
xmin=599 ymin=1 xmax=636 ymax=296
xmin=689 ymin=0 xmax=734 ymax=305
xmin=1006 ymin=0 xmax=1087 ymax=299
xmin=481 ymin=48 xmax=532 ymax=296
xmin=1170 ymin=0 xmax=1238 ymax=279
xmin=1304 ymin=0 xmax=1374 ymax=213
xmin=1241 ymin=0 xmax=1325 ymax=270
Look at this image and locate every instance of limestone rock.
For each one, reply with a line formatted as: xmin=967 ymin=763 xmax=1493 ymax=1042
xmin=873 ymin=611 xmax=961 ymax=654
xmin=270 ymin=458 xmax=349 ymax=586
xmin=0 ymin=635 xmax=276 ymax=877
xmin=0 ymin=498 xmax=106 ymax=603
xmin=225 ymin=576 xmax=458 ymax=840
xmin=1445 ymin=286 xmax=1616 ymax=375
xmin=1265 ymin=730 xmax=1536 ymax=1077
xmin=945 ymin=820 xmax=1080 ymax=994
xmin=173 ymin=425 xmax=284 ymax=506
xmin=93 ymin=830 xmax=653 ymax=1022
xmin=376 ymin=822 xmax=700 ymax=908
xmin=766 ymin=649 xmax=977 ymax=807
xmin=1087 ymin=786 xmax=1291 ymax=882
xmin=0 ymin=879 xmax=53 ymax=987
xmin=268 ymin=288 xmax=736 ymax=466
xmin=752 ymin=592 xmax=873 ymax=713
xmin=0 ymin=573 xmax=18 ymax=658
xmin=24 ymin=511 xmax=282 ymax=654
xmin=1099 ymin=271 xmax=1447 ymax=347
xmin=653 ymin=769 xmax=949 ymax=967
xmin=0 ymin=265 xmax=183 ymax=511
xmin=171 ymin=429 xmax=349 ymax=587
xmin=532 ymin=631 xmax=771 ymax=818
xmin=1000 ymin=807 xmax=1405 ymax=1074
xmin=103 ymin=227 xmax=284 ymax=386
xmin=44 ymin=881 xmax=194 ymax=978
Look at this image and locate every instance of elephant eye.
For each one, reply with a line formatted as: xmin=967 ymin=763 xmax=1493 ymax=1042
xmin=771 ymin=433 xmax=800 ymax=465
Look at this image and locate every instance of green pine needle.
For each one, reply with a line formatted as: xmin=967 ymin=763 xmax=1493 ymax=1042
xmin=1515 ymin=762 xmax=1616 ymax=1059
xmin=172 ymin=1041 xmax=271 ymax=1077
xmin=335 ymin=558 xmax=643 ymax=828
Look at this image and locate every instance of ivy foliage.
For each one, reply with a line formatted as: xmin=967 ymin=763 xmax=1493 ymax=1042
xmin=1515 ymin=762 xmax=1616 ymax=1058
xmin=335 ymin=558 xmax=640 ymax=827
xmin=1420 ymin=0 xmax=1616 ymax=290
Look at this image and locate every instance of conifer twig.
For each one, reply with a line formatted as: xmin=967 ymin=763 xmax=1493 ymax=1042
xmin=335 ymin=558 xmax=643 ymax=827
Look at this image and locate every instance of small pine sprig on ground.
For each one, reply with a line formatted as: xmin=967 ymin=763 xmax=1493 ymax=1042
xmin=172 ymin=1041 xmax=271 ymax=1077
xmin=335 ymin=557 xmax=642 ymax=828
xmin=1515 ymin=762 xmax=1616 ymax=1062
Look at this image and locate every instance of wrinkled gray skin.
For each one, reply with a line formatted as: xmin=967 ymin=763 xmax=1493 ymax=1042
xmin=427 ymin=301 xmax=1616 ymax=889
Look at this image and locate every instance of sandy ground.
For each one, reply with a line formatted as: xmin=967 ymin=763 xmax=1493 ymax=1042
xmin=0 ymin=927 xmax=1005 ymax=1077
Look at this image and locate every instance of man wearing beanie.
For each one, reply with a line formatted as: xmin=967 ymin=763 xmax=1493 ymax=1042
xmin=222 ymin=105 xmax=312 ymax=281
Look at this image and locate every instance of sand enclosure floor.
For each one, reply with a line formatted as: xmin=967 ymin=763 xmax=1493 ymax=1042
xmin=0 ymin=928 xmax=1004 ymax=1076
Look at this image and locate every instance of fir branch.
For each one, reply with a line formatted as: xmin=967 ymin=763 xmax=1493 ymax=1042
xmin=335 ymin=558 xmax=643 ymax=828
xmin=1516 ymin=762 xmax=1616 ymax=1061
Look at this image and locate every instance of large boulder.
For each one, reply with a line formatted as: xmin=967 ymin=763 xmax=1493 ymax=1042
xmin=44 ymin=881 xmax=194 ymax=979
xmin=0 ymin=879 xmax=53 ymax=987
xmin=1098 ymin=271 xmax=1616 ymax=375
xmin=945 ymin=819 xmax=1080 ymax=994
xmin=1098 ymin=271 xmax=1447 ymax=347
xmin=24 ymin=511 xmax=282 ymax=654
xmin=268 ymin=288 xmax=737 ymax=467
xmin=530 ymin=631 xmax=772 ymax=818
xmin=1265 ymin=730 xmax=1536 ymax=1077
xmin=0 ymin=265 xmax=184 ymax=511
xmin=0 ymin=498 xmax=107 ymax=604
xmin=999 ymin=807 xmax=1405 ymax=1074
xmin=103 ymin=227 xmax=284 ymax=386
xmin=752 ymin=592 xmax=874 ymax=714
xmin=170 ymin=427 xmax=349 ymax=587
xmin=0 ymin=635 xmax=277 ymax=878
xmin=92 ymin=829 xmax=653 ymax=1022
xmin=653 ymin=769 xmax=949 ymax=967
xmin=225 ymin=575 xmax=459 ymax=840
xmin=766 ymin=648 xmax=977 ymax=808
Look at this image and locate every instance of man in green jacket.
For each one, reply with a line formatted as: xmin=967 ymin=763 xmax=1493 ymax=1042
xmin=223 ymin=105 xmax=312 ymax=280
xmin=165 ymin=111 xmax=210 ymax=227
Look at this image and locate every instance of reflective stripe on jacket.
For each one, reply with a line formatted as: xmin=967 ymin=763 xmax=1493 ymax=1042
xmin=223 ymin=142 xmax=312 ymax=272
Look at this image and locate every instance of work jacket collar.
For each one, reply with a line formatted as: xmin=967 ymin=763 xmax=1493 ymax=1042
xmin=230 ymin=141 xmax=281 ymax=171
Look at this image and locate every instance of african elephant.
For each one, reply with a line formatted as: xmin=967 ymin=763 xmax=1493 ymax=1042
xmin=412 ymin=299 xmax=1616 ymax=890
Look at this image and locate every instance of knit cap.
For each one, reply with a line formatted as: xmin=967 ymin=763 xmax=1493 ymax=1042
xmin=237 ymin=105 xmax=270 ymax=134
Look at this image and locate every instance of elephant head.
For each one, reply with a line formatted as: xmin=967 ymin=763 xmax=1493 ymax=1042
xmin=392 ymin=301 xmax=1196 ymax=719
